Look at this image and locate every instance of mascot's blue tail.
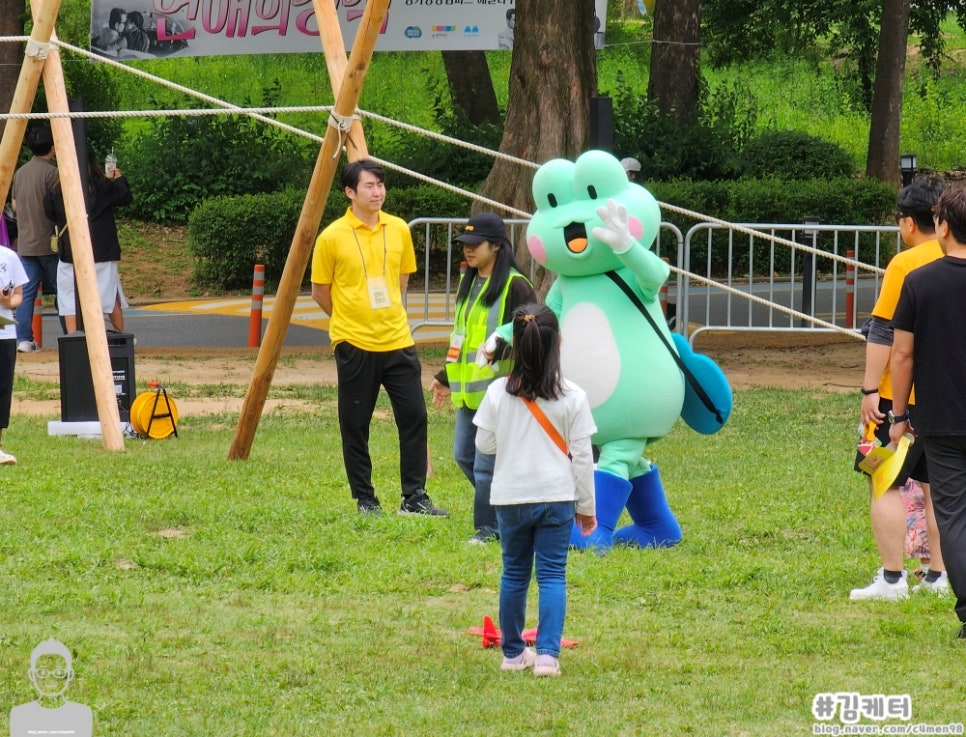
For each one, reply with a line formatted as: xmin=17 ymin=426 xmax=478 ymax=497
xmin=613 ymin=465 xmax=682 ymax=548
xmin=570 ymin=470 xmax=631 ymax=552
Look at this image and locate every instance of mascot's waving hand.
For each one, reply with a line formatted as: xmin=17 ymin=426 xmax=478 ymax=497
xmin=524 ymin=150 xmax=731 ymax=551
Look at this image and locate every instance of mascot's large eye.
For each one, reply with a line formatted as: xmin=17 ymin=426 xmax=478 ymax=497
xmin=587 ymin=185 xmax=598 ymax=199
xmin=531 ymin=158 xmax=576 ymax=209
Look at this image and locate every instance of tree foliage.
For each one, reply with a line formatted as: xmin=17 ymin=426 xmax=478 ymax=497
xmin=703 ymin=0 xmax=966 ymax=100
xmin=5 ymin=0 xmax=121 ymax=159
xmin=119 ymin=82 xmax=311 ymax=223
xmin=611 ymin=72 xmax=757 ymax=182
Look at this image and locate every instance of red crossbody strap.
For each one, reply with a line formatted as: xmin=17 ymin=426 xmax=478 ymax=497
xmin=522 ymin=397 xmax=569 ymax=456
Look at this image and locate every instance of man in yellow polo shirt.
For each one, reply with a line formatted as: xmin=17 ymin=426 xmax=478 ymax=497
xmin=851 ymin=177 xmax=947 ymax=599
xmin=311 ymin=160 xmax=448 ymax=517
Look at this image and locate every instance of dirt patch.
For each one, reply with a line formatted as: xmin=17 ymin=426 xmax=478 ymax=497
xmin=692 ymin=330 xmax=865 ymax=393
xmin=14 ymin=332 xmax=866 ymax=418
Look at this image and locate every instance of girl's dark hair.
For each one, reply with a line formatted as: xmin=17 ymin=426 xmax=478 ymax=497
xmin=455 ymin=237 xmax=523 ymax=308
xmin=505 ymin=304 xmax=564 ymax=401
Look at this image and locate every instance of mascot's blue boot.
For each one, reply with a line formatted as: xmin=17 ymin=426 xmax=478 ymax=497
xmin=613 ymin=465 xmax=682 ymax=548
xmin=570 ymin=470 xmax=632 ymax=552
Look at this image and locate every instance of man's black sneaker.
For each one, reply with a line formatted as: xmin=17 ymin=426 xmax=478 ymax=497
xmin=398 ymin=493 xmax=449 ymax=517
xmin=357 ymin=498 xmax=383 ymax=515
xmin=957 ymin=623 xmax=966 ymax=640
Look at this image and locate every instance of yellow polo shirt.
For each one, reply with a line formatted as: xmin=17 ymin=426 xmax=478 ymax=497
xmin=871 ymin=239 xmax=943 ymax=402
xmin=311 ymin=207 xmax=416 ymax=352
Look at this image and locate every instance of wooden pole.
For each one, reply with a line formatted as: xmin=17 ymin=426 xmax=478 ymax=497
xmin=0 ymin=0 xmax=63 ymax=205
xmin=39 ymin=26 xmax=124 ymax=449
xmin=228 ymin=0 xmax=391 ymax=460
xmin=314 ymin=0 xmax=368 ymax=161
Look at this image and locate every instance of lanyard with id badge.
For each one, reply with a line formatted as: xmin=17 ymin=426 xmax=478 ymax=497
xmin=353 ymin=227 xmax=391 ymax=309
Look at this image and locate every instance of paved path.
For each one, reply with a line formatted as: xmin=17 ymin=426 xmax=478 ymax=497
xmin=34 ymin=293 xmax=455 ymax=349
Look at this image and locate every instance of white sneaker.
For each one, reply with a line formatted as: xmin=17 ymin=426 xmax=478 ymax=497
xmin=500 ymin=647 xmax=535 ymax=671
xmin=850 ymin=568 xmax=909 ymax=600
xmin=16 ymin=341 xmax=38 ymax=353
xmin=0 ymin=449 xmax=17 ymax=465
xmin=913 ymin=571 xmax=951 ymax=595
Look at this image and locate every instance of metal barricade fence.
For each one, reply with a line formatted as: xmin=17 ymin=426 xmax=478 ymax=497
xmin=679 ymin=223 xmax=901 ymax=342
xmin=406 ymin=217 xmax=685 ymax=337
xmin=405 ymin=217 xmax=895 ymax=344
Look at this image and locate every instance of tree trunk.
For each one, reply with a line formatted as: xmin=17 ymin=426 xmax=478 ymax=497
xmin=647 ymin=0 xmax=701 ymax=125
xmin=478 ymin=0 xmax=598 ymax=295
xmin=441 ymin=51 xmax=500 ymax=126
xmin=866 ymin=0 xmax=910 ymax=184
xmin=0 ymin=0 xmax=24 ymax=140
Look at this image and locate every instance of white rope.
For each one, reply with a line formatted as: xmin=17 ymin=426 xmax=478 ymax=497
xmin=0 ymin=35 xmax=886 ymax=282
xmin=357 ymin=109 xmax=539 ymax=171
xmin=326 ymin=109 xmax=359 ymax=159
xmin=0 ymin=106 xmax=335 ymax=120
xmin=661 ymin=201 xmax=887 ymax=276
xmin=24 ymin=39 xmax=51 ymax=59
xmin=671 ymin=266 xmax=865 ymax=341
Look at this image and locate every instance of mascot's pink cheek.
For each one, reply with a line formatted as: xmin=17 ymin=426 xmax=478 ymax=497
xmin=528 ymin=235 xmax=548 ymax=265
xmin=628 ymin=216 xmax=644 ymax=242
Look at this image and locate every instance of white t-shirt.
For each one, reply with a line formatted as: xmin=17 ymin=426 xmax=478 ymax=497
xmin=474 ymin=377 xmax=597 ymax=516
xmin=0 ymin=246 xmax=29 ymax=341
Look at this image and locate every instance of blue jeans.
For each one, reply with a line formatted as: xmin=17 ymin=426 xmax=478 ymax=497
xmin=453 ymin=406 xmax=496 ymax=535
xmin=496 ymin=500 xmax=575 ymax=658
xmin=15 ymin=254 xmax=59 ymax=342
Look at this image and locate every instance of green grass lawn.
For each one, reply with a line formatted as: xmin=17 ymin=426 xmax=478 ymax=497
xmin=1 ymin=387 xmax=963 ymax=735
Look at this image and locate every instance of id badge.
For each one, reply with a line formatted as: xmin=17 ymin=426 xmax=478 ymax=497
xmin=446 ymin=332 xmax=465 ymax=363
xmin=367 ymin=276 xmax=391 ymax=309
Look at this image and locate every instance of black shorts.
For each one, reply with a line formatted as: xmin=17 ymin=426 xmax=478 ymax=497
xmin=853 ymin=398 xmax=928 ymax=485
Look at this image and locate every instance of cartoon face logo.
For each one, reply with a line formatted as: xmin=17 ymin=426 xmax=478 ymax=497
xmin=526 ymin=150 xmax=661 ymax=277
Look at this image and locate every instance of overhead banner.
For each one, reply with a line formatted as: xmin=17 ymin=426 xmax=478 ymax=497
xmin=90 ymin=1 xmax=608 ymax=59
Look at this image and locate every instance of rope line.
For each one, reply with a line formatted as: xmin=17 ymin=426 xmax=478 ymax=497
xmin=0 ymin=35 xmax=886 ymax=284
xmin=674 ymin=268 xmax=865 ymax=342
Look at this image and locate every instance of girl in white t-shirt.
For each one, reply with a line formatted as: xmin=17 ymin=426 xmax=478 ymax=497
xmin=474 ymin=303 xmax=596 ymax=677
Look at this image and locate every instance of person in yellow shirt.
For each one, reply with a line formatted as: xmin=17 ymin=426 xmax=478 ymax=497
xmin=851 ymin=177 xmax=948 ymax=600
xmin=311 ymin=160 xmax=447 ymax=517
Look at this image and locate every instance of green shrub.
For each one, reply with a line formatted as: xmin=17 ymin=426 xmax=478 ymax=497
xmin=188 ymin=189 xmax=333 ymax=291
xmin=609 ymin=73 xmax=757 ymax=182
xmin=650 ymin=176 xmax=896 ymax=274
xmin=738 ymin=130 xmax=855 ymax=180
xmin=187 ymin=184 xmax=469 ymax=291
xmin=386 ymin=184 xmax=469 ymax=223
xmin=388 ymin=99 xmax=503 ymax=191
xmin=120 ymin=84 xmax=313 ymax=224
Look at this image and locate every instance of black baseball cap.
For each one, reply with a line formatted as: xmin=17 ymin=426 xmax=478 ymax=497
xmin=455 ymin=212 xmax=507 ymax=245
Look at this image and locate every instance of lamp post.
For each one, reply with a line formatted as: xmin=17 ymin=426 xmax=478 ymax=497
xmin=900 ymin=153 xmax=917 ymax=187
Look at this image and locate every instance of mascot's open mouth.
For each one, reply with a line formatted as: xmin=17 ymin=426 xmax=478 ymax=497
xmin=564 ymin=222 xmax=589 ymax=253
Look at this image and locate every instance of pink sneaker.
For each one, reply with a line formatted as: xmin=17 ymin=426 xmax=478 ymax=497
xmin=534 ymin=654 xmax=560 ymax=677
xmin=500 ymin=647 xmax=535 ymax=671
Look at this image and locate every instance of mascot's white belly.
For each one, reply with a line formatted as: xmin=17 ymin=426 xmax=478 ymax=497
xmin=560 ymin=302 xmax=620 ymax=409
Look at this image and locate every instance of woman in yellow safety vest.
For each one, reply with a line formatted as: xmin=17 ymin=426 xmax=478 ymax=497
xmin=430 ymin=213 xmax=536 ymax=544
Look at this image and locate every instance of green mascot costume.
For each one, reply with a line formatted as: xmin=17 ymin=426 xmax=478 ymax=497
xmin=522 ymin=150 xmax=731 ymax=551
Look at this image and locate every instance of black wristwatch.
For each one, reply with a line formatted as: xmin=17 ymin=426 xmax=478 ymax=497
xmin=860 ymin=387 xmax=878 ymax=396
xmin=887 ymin=410 xmax=909 ymax=424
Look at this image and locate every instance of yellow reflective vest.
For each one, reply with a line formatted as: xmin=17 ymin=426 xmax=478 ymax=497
xmin=445 ymin=272 xmax=528 ymax=410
